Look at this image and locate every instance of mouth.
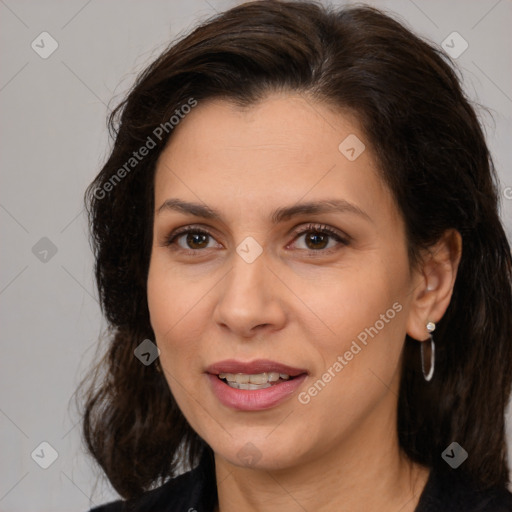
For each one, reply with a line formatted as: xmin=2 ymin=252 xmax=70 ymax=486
xmin=205 ymin=359 xmax=308 ymax=410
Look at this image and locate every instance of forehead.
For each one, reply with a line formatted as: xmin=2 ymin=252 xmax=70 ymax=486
xmin=153 ymin=94 xmax=397 ymax=225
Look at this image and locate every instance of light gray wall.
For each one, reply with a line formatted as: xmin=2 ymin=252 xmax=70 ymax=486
xmin=1 ymin=1 xmax=511 ymax=510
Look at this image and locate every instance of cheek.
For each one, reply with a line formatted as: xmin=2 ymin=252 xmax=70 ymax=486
xmin=147 ymin=259 xmax=196 ymax=362
xmin=147 ymin=263 xmax=209 ymax=425
xmin=147 ymin=250 xmax=204 ymax=330
xmin=297 ymin=259 xmax=409 ymax=415
xmin=147 ymin=255 xmax=215 ymax=388
xmin=302 ymin=257 xmax=407 ymax=347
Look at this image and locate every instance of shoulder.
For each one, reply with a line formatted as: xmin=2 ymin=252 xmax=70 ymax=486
xmin=87 ymin=452 xmax=217 ymax=512
xmin=416 ymin=467 xmax=512 ymax=512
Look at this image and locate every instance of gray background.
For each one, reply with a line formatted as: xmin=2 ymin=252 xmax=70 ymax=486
xmin=1 ymin=0 xmax=511 ymax=510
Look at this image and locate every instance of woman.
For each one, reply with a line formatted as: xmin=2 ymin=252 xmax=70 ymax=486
xmin=79 ymin=1 xmax=512 ymax=511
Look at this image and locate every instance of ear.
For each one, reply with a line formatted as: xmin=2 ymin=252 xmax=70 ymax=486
xmin=406 ymin=229 xmax=462 ymax=341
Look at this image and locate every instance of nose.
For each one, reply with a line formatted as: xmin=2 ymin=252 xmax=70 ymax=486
xmin=212 ymin=248 xmax=287 ymax=339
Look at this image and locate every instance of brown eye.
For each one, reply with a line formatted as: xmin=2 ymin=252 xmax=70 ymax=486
xmin=164 ymin=228 xmax=217 ymax=251
xmin=183 ymin=232 xmax=210 ymax=250
xmin=291 ymin=223 xmax=349 ymax=252
xmin=304 ymin=232 xmax=330 ymax=250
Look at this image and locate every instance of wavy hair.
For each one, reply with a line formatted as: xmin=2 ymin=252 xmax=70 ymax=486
xmin=78 ymin=0 xmax=512 ymax=499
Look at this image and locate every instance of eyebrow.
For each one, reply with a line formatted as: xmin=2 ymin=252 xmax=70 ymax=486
xmin=156 ymin=198 xmax=372 ymax=224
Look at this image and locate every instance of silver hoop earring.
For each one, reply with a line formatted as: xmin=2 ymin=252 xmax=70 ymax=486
xmin=421 ymin=322 xmax=436 ymax=382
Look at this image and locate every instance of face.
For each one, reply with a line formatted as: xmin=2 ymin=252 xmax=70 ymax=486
xmin=147 ymin=94 xmax=421 ymax=471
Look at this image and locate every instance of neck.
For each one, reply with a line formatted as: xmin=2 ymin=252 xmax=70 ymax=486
xmin=215 ymin=448 xmax=429 ymax=512
xmin=213 ymin=394 xmax=430 ymax=512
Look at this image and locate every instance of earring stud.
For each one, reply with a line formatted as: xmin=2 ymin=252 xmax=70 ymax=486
xmin=426 ymin=321 xmax=436 ymax=333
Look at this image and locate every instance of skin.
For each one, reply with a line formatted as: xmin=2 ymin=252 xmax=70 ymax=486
xmin=147 ymin=93 xmax=462 ymax=512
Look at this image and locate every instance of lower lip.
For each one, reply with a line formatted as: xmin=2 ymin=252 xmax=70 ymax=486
xmin=207 ymin=373 xmax=307 ymax=411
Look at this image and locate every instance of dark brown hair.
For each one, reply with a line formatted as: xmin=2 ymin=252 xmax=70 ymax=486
xmin=78 ymin=0 xmax=512 ymax=500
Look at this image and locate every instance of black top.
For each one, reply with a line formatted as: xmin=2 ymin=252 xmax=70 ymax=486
xmin=89 ymin=452 xmax=512 ymax=512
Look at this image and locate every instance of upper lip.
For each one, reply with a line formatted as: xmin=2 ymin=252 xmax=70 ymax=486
xmin=206 ymin=359 xmax=308 ymax=377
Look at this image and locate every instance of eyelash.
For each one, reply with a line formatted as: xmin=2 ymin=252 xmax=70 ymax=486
xmin=162 ymin=223 xmax=349 ymax=256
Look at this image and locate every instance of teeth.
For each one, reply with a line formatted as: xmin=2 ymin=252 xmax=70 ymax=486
xmin=249 ymin=373 xmax=268 ymax=385
xmin=218 ymin=371 xmax=291 ymax=388
xmin=227 ymin=382 xmax=272 ymax=390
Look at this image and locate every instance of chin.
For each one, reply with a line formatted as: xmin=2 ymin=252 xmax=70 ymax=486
xmin=211 ymin=433 xmax=308 ymax=471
